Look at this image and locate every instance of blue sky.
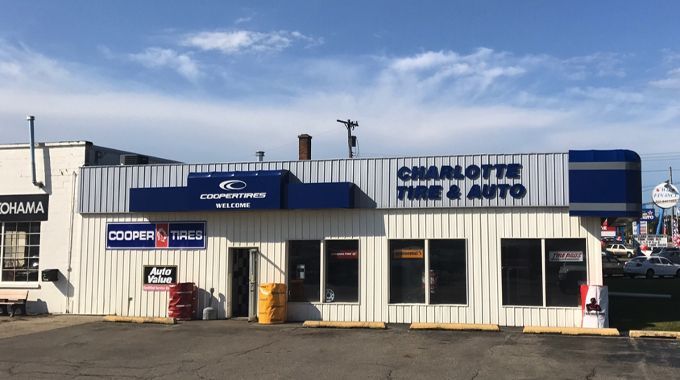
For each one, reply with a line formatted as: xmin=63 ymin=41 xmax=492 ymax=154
xmin=1 ymin=1 xmax=680 ymax=198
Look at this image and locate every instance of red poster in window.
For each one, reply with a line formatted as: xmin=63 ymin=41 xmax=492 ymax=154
xmin=330 ymin=250 xmax=358 ymax=260
xmin=155 ymin=223 xmax=169 ymax=248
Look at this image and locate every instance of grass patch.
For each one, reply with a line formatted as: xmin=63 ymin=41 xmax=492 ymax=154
xmin=642 ymin=321 xmax=680 ymax=332
xmin=605 ymin=277 xmax=680 ymax=331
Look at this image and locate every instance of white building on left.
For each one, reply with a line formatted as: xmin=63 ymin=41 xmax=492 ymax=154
xmin=0 ymin=140 xmax=174 ymax=314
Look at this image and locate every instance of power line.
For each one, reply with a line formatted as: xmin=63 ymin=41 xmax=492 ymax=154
xmin=641 ymin=169 xmax=672 ymax=173
xmin=640 ymin=151 xmax=680 ymax=156
xmin=641 ymin=157 xmax=680 ymax=162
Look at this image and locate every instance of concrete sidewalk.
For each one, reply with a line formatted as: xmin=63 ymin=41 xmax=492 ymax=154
xmin=0 ymin=314 xmax=101 ymax=339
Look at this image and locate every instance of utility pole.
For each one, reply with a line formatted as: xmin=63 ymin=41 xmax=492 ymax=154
xmin=336 ymin=119 xmax=358 ymax=158
xmin=671 ymin=166 xmax=677 ymax=240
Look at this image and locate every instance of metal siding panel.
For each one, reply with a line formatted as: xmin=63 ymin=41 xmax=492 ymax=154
xmin=464 ymin=211 xmax=475 ymax=323
xmin=539 ymin=154 xmax=548 ymax=206
xmin=80 ymin=153 xmax=571 ymax=214
xmin=489 ymin=211 xmax=498 ymax=324
xmin=90 ymin=168 xmax=101 ymax=214
xmin=79 ymin=168 xmax=89 ymax=213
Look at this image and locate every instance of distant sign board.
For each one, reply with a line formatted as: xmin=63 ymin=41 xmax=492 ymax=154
xmin=640 ymin=221 xmax=648 ymax=235
xmin=106 ymin=222 xmax=206 ymax=249
xmin=601 ymin=224 xmax=616 ymax=238
xmin=640 ymin=208 xmax=656 ymax=221
xmin=549 ymin=251 xmax=584 ymax=262
xmin=143 ymin=266 xmax=177 ymax=291
xmin=652 ymin=182 xmax=679 ymax=209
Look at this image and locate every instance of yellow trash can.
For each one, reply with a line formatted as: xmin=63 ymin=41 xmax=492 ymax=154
xmin=258 ymin=283 xmax=287 ymax=324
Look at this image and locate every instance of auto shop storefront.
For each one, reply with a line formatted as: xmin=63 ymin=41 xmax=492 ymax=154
xmin=70 ymin=150 xmax=641 ymax=327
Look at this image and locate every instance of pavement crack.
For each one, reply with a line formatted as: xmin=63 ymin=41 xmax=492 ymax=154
xmin=471 ymin=369 xmax=480 ymax=380
xmin=232 ymin=339 xmax=279 ymax=356
xmin=585 ymin=367 xmax=596 ymax=380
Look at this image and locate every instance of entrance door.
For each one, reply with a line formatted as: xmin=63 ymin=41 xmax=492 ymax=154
xmin=231 ymin=249 xmax=251 ymax=318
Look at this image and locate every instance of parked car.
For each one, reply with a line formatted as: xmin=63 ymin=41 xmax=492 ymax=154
xmin=655 ymin=247 xmax=680 ymax=264
xmin=605 ymin=243 xmax=636 ymax=258
xmin=623 ymin=256 xmax=680 ymax=279
xmin=601 ymin=252 xmax=624 ymax=277
xmin=559 ymin=253 xmax=625 ymax=280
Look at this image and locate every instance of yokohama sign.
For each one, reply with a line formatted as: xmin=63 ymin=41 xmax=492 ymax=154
xmin=0 ymin=194 xmax=49 ymax=221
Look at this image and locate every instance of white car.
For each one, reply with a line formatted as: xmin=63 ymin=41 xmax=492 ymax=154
xmin=605 ymin=244 xmax=636 ymax=258
xmin=623 ymin=256 xmax=680 ymax=279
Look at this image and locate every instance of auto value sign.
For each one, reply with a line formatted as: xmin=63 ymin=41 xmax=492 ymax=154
xmin=0 ymin=194 xmax=49 ymax=221
xmin=106 ymin=222 xmax=206 ymax=249
xmin=143 ymin=266 xmax=177 ymax=291
xmin=549 ymin=251 xmax=584 ymax=262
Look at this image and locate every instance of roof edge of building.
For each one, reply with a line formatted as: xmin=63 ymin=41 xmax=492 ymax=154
xmin=0 ymin=140 xmax=92 ymax=149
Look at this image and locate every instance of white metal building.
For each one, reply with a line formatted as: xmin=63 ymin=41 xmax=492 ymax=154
xmin=67 ymin=140 xmax=641 ymax=327
xmin=0 ymin=141 xmax=173 ymax=314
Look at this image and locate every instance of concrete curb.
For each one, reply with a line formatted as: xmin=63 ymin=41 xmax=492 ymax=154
xmin=103 ymin=315 xmax=176 ymax=325
xmin=302 ymin=321 xmax=386 ymax=329
xmin=629 ymin=330 xmax=680 ymax=339
xmin=523 ymin=326 xmax=620 ymax=336
xmin=410 ymin=323 xmax=500 ymax=332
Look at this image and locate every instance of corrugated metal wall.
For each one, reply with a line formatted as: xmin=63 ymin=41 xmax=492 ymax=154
xmin=78 ymin=153 xmax=569 ymax=213
xmin=71 ymin=207 xmax=600 ymax=327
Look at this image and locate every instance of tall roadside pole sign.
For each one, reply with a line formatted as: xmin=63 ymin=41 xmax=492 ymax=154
xmin=652 ymin=180 xmax=679 ymax=238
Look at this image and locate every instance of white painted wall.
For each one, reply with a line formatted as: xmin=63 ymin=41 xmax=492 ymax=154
xmin=72 ymin=208 xmax=601 ymax=327
xmin=0 ymin=142 xmax=86 ymax=314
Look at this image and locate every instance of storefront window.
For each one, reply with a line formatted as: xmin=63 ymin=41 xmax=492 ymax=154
xmin=389 ymin=240 xmax=425 ymax=303
xmin=501 ymin=239 xmax=542 ymax=306
xmin=1 ymin=222 xmax=41 ymax=282
xmin=325 ymin=240 xmax=359 ymax=303
xmin=429 ymin=240 xmax=467 ymax=304
xmin=545 ymin=239 xmax=587 ymax=307
xmin=288 ymin=240 xmax=320 ymax=302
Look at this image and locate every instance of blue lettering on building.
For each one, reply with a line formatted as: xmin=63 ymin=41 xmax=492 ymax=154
xmin=396 ymin=164 xmax=527 ymax=202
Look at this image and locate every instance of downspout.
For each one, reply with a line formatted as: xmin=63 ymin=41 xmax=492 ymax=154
xmin=65 ymin=170 xmax=78 ymax=313
xmin=27 ymin=115 xmax=44 ymax=188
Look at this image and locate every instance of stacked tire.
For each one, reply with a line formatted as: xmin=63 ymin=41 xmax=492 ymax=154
xmin=168 ymin=282 xmax=197 ymax=320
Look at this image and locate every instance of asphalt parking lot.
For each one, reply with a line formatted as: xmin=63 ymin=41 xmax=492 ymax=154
xmin=0 ymin=317 xmax=678 ymax=379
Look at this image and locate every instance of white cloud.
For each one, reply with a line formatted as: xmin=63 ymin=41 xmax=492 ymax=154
xmin=0 ymin=41 xmax=74 ymax=86
xmin=128 ymin=47 xmax=200 ymax=81
xmin=561 ymin=52 xmax=627 ymax=79
xmin=181 ymin=30 xmax=321 ymax=54
xmin=661 ymin=49 xmax=680 ymax=65
xmin=649 ymin=68 xmax=680 ymax=89
xmin=381 ymin=48 xmax=526 ymax=99
xmin=0 ymin=42 xmax=679 ymax=164
xmin=390 ymin=50 xmax=461 ymax=72
xmin=234 ymin=17 xmax=252 ymax=25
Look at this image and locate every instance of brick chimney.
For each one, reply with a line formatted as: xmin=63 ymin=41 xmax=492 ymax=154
xmin=298 ymin=134 xmax=312 ymax=160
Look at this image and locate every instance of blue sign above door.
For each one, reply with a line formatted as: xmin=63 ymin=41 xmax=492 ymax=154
xmin=129 ymin=170 xmax=357 ymax=212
